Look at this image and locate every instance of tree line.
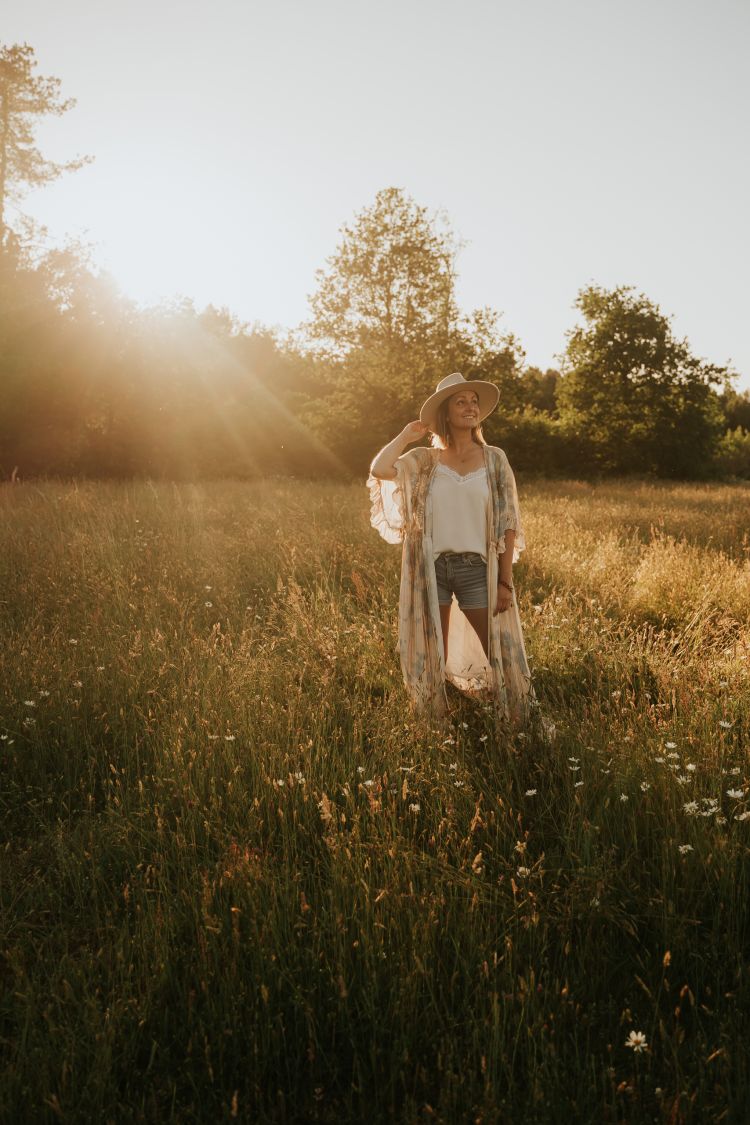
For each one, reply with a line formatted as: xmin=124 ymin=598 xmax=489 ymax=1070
xmin=2 ymin=43 xmax=749 ymax=482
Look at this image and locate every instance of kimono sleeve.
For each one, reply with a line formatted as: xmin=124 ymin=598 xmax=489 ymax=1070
xmin=367 ymin=456 xmax=408 ymax=544
xmin=494 ymin=448 xmax=526 ymax=562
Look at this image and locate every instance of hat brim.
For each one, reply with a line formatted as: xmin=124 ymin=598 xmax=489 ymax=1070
xmin=419 ymin=380 xmax=500 ymax=429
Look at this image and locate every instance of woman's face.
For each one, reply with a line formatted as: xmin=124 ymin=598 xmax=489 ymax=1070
xmin=446 ymin=390 xmax=480 ymax=431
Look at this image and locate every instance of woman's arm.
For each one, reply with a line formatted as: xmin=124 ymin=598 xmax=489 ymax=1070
xmin=493 ymin=447 xmax=525 ymax=615
xmin=370 ymin=421 xmax=429 ymax=480
xmin=494 ymin=529 xmax=515 ymax=614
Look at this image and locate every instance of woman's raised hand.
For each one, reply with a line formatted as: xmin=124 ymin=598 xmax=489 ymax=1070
xmin=401 ymin=420 xmax=429 ymax=443
xmin=370 ymin=420 xmax=429 ymax=480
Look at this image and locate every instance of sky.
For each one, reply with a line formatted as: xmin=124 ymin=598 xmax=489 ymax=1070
xmin=4 ymin=0 xmax=749 ymax=385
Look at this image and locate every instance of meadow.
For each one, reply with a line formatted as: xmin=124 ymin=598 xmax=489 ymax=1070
xmin=1 ymin=476 xmax=749 ymax=1124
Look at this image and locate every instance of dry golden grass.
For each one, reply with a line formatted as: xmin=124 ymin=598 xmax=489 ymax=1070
xmin=1 ymin=477 xmax=749 ymax=1123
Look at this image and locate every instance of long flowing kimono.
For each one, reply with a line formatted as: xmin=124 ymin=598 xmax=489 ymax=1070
xmin=368 ymin=443 xmax=534 ymax=725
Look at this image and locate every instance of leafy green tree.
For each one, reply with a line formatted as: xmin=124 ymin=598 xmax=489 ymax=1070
xmin=0 ymin=43 xmax=90 ymax=250
xmin=517 ymin=366 xmax=560 ymax=416
xmin=307 ymin=186 xmax=459 ymax=363
xmin=0 ymin=244 xmax=86 ymax=475
xmin=720 ymin=386 xmax=750 ymax=433
xmin=304 ymin=188 xmax=464 ymax=462
xmin=303 ymin=187 xmax=521 ymax=470
xmin=715 ymin=427 xmax=750 ymax=478
xmin=557 ymin=285 xmax=728 ymax=477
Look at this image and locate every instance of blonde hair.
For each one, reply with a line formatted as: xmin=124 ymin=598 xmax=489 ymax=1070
xmin=429 ymin=398 xmax=486 ymax=450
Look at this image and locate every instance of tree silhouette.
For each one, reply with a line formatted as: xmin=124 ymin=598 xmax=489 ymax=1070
xmin=0 ymin=43 xmax=91 ymax=251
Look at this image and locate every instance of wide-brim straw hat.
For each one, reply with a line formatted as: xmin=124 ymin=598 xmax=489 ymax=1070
xmin=419 ymin=372 xmax=500 ymax=429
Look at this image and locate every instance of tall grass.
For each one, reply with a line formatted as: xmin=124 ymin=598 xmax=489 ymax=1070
xmin=1 ymin=478 xmax=749 ymax=1123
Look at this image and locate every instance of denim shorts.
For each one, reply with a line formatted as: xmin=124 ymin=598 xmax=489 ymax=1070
xmin=434 ymin=551 xmax=488 ymax=610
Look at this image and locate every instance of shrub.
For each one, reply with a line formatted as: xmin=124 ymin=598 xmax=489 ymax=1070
xmin=714 ymin=427 xmax=750 ymax=478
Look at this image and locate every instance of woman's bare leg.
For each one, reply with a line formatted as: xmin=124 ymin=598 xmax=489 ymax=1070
xmin=439 ymin=604 xmax=451 ymax=662
xmin=462 ymin=606 xmax=489 ymax=656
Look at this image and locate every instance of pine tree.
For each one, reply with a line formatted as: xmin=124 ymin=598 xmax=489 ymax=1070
xmin=0 ymin=43 xmax=90 ymax=250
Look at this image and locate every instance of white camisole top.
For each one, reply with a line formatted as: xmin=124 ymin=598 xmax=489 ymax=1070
xmin=431 ymin=462 xmax=490 ymax=560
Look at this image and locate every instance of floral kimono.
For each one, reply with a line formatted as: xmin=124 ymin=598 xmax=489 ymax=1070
xmin=368 ymin=444 xmax=534 ymax=725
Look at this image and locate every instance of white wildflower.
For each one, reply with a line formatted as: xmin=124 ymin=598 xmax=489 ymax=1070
xmin=516 ymin=866 xmax=531 ymax=878
xmin=409 ymin=803 xmax=421 ymax=813
xmin=719 ymin=720 xmax=733 ymax=729
xmin=23 ymin=700 xmax=36 ymax=708
xmin=525 ymin=788 xmax=537 ymax=797
xmin=735 ymin=811 xmax=750 ymax=822
xmin=640 ymin=782 xmax=651 ymax=792
xmin=726 ymin=789 xmax=745 ymax=800
xmin=625 ymin=1030 xmax=648 ymax=1053
xmin=678 ymin=844 xmax=694 ymax=854
xmin=665 ymin=742 xmax=677 ymax=750
xmin=682 ymin=801 xmax=699 ymax=815
xmin=619 ymin=793 xmax=629 ymax=802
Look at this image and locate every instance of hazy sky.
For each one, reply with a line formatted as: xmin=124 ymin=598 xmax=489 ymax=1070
xmin=5 ymin=0 xmax=749 ymax=384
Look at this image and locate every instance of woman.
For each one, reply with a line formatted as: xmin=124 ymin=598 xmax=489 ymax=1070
xmin=368 ymin=372 xmax=533 ymax=725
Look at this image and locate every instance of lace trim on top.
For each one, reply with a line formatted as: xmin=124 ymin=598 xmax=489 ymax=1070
xmin=435 ymin=463 xmax=488 ymax=484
